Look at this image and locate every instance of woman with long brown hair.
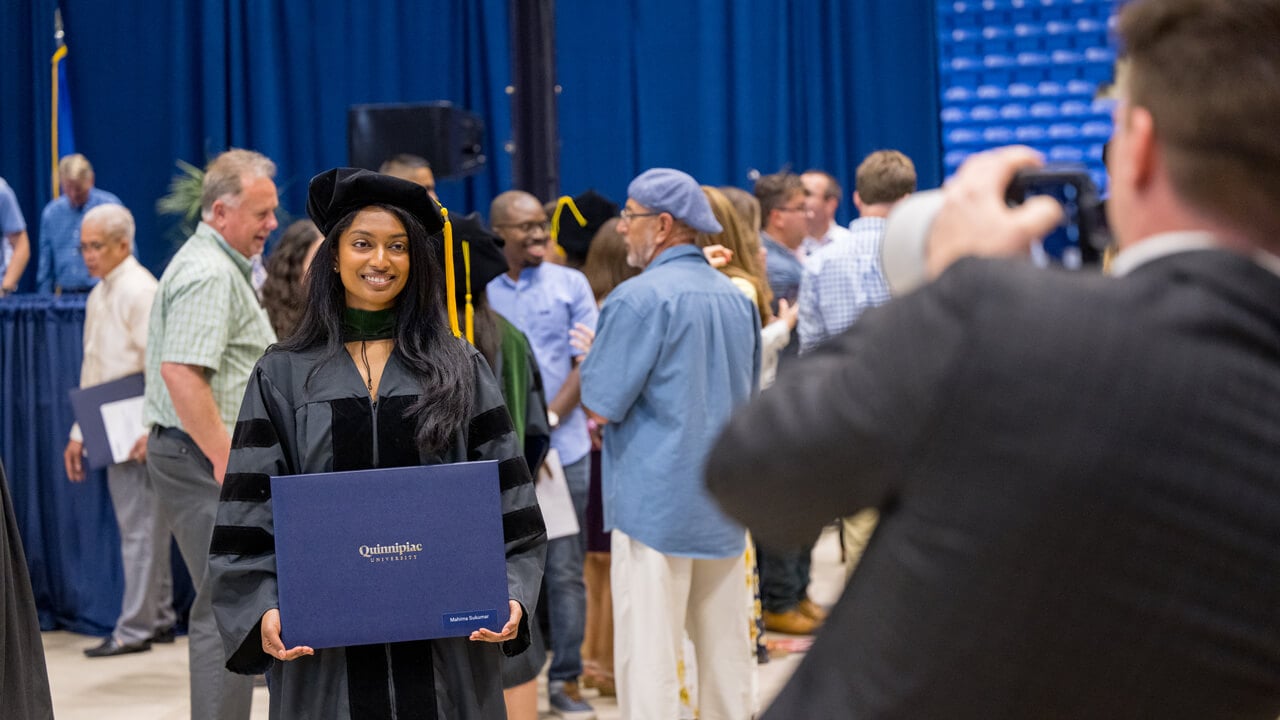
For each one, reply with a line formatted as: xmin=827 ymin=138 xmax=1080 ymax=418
xmin=698 ymin=186 xmax=798 ymax=390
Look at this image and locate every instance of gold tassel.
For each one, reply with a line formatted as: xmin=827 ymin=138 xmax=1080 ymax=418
xmin=441 ymin=206 xmax=461 ymax=339
xmin=463 ymin=240 xmax=474 ymax=344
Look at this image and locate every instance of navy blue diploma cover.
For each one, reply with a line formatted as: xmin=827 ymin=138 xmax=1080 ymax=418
xmin=270 ymin=461 xmax=510 ymax=649
xmin=67 ymin=372 xmax=146 ymax=470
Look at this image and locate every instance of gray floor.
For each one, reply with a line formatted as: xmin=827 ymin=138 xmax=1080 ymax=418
xmin=44 ymin=527 xmax=847 ymax=719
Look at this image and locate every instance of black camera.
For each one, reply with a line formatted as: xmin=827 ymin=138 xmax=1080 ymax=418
xmin=1005 ymin=167 xmax=1110 ymax=269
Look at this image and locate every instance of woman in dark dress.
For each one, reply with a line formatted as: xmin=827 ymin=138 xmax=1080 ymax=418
xmin=208 ymin=169 xmax=546 ymax=720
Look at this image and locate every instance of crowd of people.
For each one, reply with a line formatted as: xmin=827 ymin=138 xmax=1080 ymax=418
xmin=1 ymin=139 xmax=905 ymax=719
xmin=2 ymin=0 xmax=1280 ymax=718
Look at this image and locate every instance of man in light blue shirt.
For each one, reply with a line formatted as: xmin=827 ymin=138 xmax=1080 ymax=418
xmin=0 ymin=177 xmax=30 ymax=295
xmin=581 ymin=168 xmax=760 ymax=719
xmin=38 ymin=154 xmax=121 ymax=294
xmin=486 ymin=189 xmax=599 ymax=718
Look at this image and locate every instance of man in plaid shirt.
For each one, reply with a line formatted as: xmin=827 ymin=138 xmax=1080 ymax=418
xmin=798 ymin=151 xmax=916 ymax=354
xmin=143 ymin=149 xmax=279 ymax=720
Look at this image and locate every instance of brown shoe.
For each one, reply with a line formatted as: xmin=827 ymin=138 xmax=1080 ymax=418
xmin=561 ymin=679 xmax=587 ymax=702
xmin=762 ymin=608 xmax=818 ymax=635
xmin=798 ymin=597 xmax=828 ymax=623
xmin=582 ymin=665 xmax=616 ymax=697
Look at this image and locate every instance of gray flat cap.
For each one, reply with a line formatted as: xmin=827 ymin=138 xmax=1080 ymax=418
xmin=627 ymin=168 xmax=723 ymax=234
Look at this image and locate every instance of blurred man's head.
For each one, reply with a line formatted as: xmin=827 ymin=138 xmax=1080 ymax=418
xmin=58 ymin=154 xmax=95 ymax=208
xmin=79 ymin=204 xmax=134 ymax=279
xmin=1107 ymin=0 xmax=1280 ymax=253
xmin=801 ymin=171 xmax=842 ymax=237
xmin=754 ymin=173 xmax=809 ymax=250
xmin=201 ymin=149 xmax=279 ymax=259
xmin=853 ymin=150 xmax=916 ymax=218
xmin=380 ymin=155 xmax=437 ymax=201
xmin=491 ymin=190 xmax=551 ymax=276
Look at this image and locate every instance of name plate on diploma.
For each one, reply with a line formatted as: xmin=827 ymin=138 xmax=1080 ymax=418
xmin=271 ymin=461 xmax=509 ymax=649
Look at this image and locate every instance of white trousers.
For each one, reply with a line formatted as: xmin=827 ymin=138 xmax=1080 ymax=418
xmin=611 ymin=529 xmax=754 ymax=720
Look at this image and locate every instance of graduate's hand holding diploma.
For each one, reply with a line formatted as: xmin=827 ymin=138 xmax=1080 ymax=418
xmin=469 ymin=600 xmax=522 ymax=643
xmin=261 ymin=608 xmax=315 ymax=661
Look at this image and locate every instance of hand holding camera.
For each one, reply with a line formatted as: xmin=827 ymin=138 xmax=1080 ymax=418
xmin=883 ymin=146 xmax=1109 ymax=294
xmin=926 ymin=147 xmax=1067 ymax=279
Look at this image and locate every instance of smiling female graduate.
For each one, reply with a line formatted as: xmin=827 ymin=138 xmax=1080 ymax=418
xmin=207 ymin=168 xmax=547 ymax=719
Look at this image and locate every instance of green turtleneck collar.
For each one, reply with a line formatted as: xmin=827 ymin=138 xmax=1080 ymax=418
xmin=341 ymin=307 xmax=396 ymax=342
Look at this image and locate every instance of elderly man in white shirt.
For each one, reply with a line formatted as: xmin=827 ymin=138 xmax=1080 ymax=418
xmin=62 ymin=204 xmax=174 ymax=658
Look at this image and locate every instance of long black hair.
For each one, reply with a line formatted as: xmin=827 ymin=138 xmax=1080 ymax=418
xmin=277 ymin=203 xmax=475 ymax=455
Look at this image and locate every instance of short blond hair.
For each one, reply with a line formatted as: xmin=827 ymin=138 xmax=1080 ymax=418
xmin=855 ymin=151 xmax=916 ymax=206
xmin=58 ymin=154 xmax=93 ymax=183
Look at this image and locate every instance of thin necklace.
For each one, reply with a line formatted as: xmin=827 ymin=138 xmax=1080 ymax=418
xmin=360 ymin=340 xmax=374 ymax=395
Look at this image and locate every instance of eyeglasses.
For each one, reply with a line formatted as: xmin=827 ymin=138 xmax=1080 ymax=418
xmin=493 ymin=220 xmax=551 ymax=235
xmin=77 ymin=242 xmax=109 ymax=254
xmin=619 ymin=209 xmax=663 ymax=222
xmin=776 ymin=204 xmax=810 ymax=214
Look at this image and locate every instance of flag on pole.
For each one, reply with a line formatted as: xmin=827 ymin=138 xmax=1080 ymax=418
xmin=51 ymin=7 xmax=76 ymax=198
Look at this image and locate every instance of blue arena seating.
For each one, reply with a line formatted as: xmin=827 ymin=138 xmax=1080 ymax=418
xmin=937 ymin=0 xmax=1118 ymax=190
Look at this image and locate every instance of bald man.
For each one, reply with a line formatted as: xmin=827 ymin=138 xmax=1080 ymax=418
xmin=487 ymin=190 xmax=599 ymax=717
xmin=379 ymin=154 xmax=437 ymax=201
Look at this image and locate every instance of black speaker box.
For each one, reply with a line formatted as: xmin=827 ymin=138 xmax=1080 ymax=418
xmin=347 ymin=102 xmax=486 ymax=179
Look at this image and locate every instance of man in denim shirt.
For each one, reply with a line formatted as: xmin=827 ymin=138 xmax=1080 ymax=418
xmin=582 ymin=168 xmax=760 ymax=720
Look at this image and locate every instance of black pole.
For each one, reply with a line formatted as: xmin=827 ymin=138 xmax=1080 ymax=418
xmin=508 ymin=0 xmax=560 ymax=201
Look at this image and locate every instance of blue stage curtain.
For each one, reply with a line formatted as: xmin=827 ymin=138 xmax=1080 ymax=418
xmin=556 ymin=0 xmax=942 ymax=226
xmin=6 ymin=1 xmax=939 ymax=268
xmin=0 ymin=0 xmax=58 ymax=293
xmin=1 ymin=296 xmax=120 ymax=633
xmin=0 ymin=296 xmax=194 ymax=634
xmin=0 ymin=0 xmax=513 ymax=637
xmin=2 ymin=0 xmax=511 ymax=275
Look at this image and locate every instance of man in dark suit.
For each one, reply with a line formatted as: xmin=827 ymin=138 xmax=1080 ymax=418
xmin=706 ymin=0 xmax=1280 ymax=717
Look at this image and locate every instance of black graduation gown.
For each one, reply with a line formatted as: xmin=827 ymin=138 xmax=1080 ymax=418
xmin=208 ymin=342 xmax=546 ymax=720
